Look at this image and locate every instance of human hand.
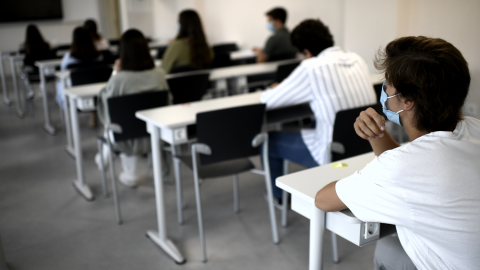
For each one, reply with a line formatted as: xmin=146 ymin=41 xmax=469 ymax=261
xmin=354 ymin=107 xmax=385 ymax=140
xmin=269 ymin=82 xmax=279 ymax=88
xmin=252 ymin=47 xmax=261 ymax=53
xmin=114 ymin=59 xmax=121 ymax=71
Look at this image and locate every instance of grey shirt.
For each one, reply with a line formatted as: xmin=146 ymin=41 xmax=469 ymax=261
xmin=263 ymin=27 xmax=297 ymax=60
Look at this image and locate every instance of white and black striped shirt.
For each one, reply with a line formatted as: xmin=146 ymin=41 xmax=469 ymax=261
xmin=261 ymin=46 xmax=377 ymax=165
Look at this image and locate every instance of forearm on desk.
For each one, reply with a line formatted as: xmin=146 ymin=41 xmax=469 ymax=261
xmin=369 ymin=129 xmax=400 ymax=156
xmin=315 ymin=181 xmax=347 ymax=212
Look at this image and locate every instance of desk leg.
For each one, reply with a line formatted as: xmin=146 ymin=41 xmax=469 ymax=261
xmin=309 ymin=206 xmax=325 ymax=270
xmin=9 ymin=59 xmax=25 ymax=118
xmin=39 ymin=67 xmax=56 ymax=135
xmin=69 ymin=95 xmax=93 ymax=201
xmin=214 ymin=79 xmax=228 ymax=97
xmin=146 ymin=124 xmax=186 ymax=264
xmin=0 ymin=56 xmax=11 ymax=106
xmin=63 ymin=83 xmax=75 ymax=157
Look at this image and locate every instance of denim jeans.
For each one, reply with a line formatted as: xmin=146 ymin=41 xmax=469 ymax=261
xmin=262 ymin=131 xmax=318 ymax=199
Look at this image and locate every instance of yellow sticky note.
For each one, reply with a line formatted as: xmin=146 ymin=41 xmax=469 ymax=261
xmin=332 ymin=162 xmax=348 ymax=168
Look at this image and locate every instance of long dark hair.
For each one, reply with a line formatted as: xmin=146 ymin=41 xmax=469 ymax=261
xmin=120 ymin=29 xmax=154 ymax=71
xmin=70 ymin=26 xmax=100 ymax=61
xmin=83 ymin=19 xmax=101 ymax=41
xmin=176 ymin=10 xmax=211 ymax=70
xmin=24 ymin=24 xmax=50 ymax=53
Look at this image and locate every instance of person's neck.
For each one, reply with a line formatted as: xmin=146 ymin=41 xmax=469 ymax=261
xmin=404 ymin=124 xmax=429 ymax=142
xmin=275 ymin=24 xmax=284 ymax=31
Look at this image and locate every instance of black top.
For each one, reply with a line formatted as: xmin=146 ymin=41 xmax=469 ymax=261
xmin=263 ymin=27 xmax=297 ymax=60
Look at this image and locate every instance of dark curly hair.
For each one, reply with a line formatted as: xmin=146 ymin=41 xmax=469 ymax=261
xmin=375 ymin=36 xmax=470 ymax=132
xmin=290 ymin=19 xmax=334 ymax=56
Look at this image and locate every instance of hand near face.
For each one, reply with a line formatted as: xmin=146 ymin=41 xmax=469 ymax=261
xmin=354 ymin=107 xmax=386 ymax=140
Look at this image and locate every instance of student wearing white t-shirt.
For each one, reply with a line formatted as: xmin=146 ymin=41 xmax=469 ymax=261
xmin=315 ymin=36 xmax=480 ymax=270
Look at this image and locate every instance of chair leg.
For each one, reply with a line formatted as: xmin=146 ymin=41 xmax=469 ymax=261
xmin=193 ymin=173 xmax=207 ymax=262
xmin=281 ymin=160 xmax=289 ymax=228
xmin=262 ymin=142 xmax=279 ymax=244
xmin=98 ymin=139 xmax=108 ymax=198
xmin=331 ymin=231 xmax=339 ymax=263
xmin=107 ymin=142 xmax=122 ymax=225
xmin=233 ymin=174 xmax=239 ymax=213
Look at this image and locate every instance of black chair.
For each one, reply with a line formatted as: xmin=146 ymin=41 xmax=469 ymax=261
xmin=97 ymin=90 xmax=170 ymax=224
xmin=52 ymin=44 xmax=71 ymax=57
xmin=151 ymin=45 xmax=168 ymax=59
xmin=268 ymin=52 xmax=298 ymax=62
xmin=108 ymin=38 xmax=120 ymax=46
xmin=275 ymin=61 xmax=300 ymax=83
xmin=212 ymin=43 xmax=239 ymax=54
xmin=69 ymin=65 xmax=113 ymax=86
xmin=373 ymin=82 xmax=383 ymax=101
xmin=169 ymin=65 xmax=195 ymax=74
xmin=175 ymin=104 xmax=279 ymax=261
xmin=167 ymin=72 xmax=210 ymax=104
xmin=211 ymin=52 xmax=234 ymax=68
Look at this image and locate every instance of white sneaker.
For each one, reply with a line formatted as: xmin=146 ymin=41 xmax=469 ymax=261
xmin=118 ymin=172 xmax=139 ymax=188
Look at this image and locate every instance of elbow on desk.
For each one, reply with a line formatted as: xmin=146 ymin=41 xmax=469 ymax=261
xmin=314 ymin=181 xmax=347 ymax=212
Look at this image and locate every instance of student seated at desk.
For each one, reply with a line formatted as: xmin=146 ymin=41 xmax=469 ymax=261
xmin=252 ymin=7 xmax=297 ymax=63
xmin=160 ymin=9 xmax=214 ymax=73
xmin=315 ymin=36 xmax=480 ymax=270
xmin=261 ymin=19 xmax=376 ymax=203
xmin=96 ymin=29 xmax=170 ymax=188
xmin=83 ymin=19 xmax=110 ymax=51
xmin=21 ymin=24 xmax=55 ymax=98
xmin=55 ymin=27 xmax=102 ymax=109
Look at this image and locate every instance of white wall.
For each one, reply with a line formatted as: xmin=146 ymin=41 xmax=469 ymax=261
xmin=0 ymin=0 xmax=101 ymax=51
xmin=151 ymin=0 xmax=344 ymax=50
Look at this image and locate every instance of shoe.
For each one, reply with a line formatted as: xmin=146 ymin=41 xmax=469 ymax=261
xmin=118 ymin=172 xmax=139 ymax=188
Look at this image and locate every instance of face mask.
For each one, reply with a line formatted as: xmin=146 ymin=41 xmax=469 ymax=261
xmin=267 ymin=22 xmax=275 ymax=32
xmin=380 ymin=82 xmax=403 ymax=126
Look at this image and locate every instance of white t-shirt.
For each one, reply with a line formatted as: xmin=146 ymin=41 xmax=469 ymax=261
xmin=336 ymin=117 xmax=480 ymax=270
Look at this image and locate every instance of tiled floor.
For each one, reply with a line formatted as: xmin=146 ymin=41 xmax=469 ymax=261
xmin=0 ymin=83 xmax=376 ymax=269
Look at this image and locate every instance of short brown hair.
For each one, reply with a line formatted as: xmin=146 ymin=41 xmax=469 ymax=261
xmin=290 ymin=19 xmax=334 ymax=56
xmin=375 ymin=36 xmax=470 ymax=132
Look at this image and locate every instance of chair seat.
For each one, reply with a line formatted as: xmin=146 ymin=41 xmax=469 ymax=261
xmin=178 ymin=155 xmax=254 ymax=179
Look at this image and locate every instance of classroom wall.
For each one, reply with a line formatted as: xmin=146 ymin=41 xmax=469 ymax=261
xmin=0 ymin=0 xmax=101 ymax=52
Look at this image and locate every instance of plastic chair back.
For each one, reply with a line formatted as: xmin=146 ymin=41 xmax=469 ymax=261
xmin=70 ymin=65 xmax=113 ymax=86
xmin=268 ymin=52 xmax=297 ymax=62
xmin=275 ymin=62 xmax=300 ymax=83
xmin=107 ymin=90 xmax=169 ymax=142
xmin=167 ymin=73 xmax=210 ymax=104
xmin=170 ymin=65 xmax=195 ymax=74
xmin=331 ymin=103 xmax=383 ymax=162
xmin=196 ymin=104 xmax=266 ymax=165
xmin=212 ymin=43 xmax=239 ymax=54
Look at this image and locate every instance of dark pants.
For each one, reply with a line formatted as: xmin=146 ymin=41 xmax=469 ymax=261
xmin=375 ymin=235 xmax=417 ymax=270
xmin=263 ymin=131 xmax=318 ymax=199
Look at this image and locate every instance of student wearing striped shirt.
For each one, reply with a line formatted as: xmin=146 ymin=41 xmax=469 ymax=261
xmin=260 ymin=19 xmax=377 ymax=202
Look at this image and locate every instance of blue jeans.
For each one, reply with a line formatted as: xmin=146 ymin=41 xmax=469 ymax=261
xmin=262 ymin=131 xmax=318 ymax=199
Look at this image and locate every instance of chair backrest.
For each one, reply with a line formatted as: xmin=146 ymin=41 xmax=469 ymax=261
xmin=196 ymin=104 xmax=266 ymax=165
xmin=275 ymin=61 xmax=300 ymax=83
xmin=373 ymin=82 xmax=383 ymax=101
xmin=268 ymin=52 xmax=297 ymax=62
xmin=70 ymin=65 xmax=113 ymax=86
xmin=152 ymin=45 xmax=168 ymax=59
xmin=331 ymin=103 xmax=383 ymax=162
xmin=167 ymin=73 xmax=210 ymax=104
xmin=107 ymin=90 xmax=169 ymax=142
xmin=211 ymin=52 xmax=234 ymax=69
xmin=170 ymin=65 xmax=195 ymax=74
xmin=212 ymin=43 xmax=239 ymax=54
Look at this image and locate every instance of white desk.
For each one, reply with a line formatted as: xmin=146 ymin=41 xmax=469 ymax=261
xmin=230 ymin=50 xmax=257 ymax=61
xmin=35 ymin=59 xmax=63 ymax=135
xmin=277 ymin=152 xmax=393 ymax=270
xmin=64 ymin=83 xmax=106 ymax=200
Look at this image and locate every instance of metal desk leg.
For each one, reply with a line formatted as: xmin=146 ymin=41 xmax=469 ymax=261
xmin=69 ymin=95 xmax=93 ymax=201
xmin=63 ymin=82 xmax=75 ymax=157
xmin=309 ymin=206 xmax=325 ymax=270
xmin=39 ymin=66 xmax=56 ymax=135
xmin=9 ymin=58 xmax=25 ymax=118
xmin=0 ymin=55 xmax=11 ymax=106
xmin=146 ymin=124 xmax=186 ymax=264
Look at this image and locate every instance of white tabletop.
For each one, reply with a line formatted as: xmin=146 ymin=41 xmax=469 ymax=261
xmin=230 ymin=50 xmax=257 ymax=60
xmin=64 ymin=82 xmax=106 ymax=99
xmin=35 ymin=59 xmax=62 ymax=68
xmin=136 ymin=92 xmax=262 ymax=130
xmin=209 ymin=59 xmax=300 ymax=80
xmin=276 ymin=152 xmax=376 ymax=204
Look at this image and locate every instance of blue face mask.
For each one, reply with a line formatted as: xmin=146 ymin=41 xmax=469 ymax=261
xmin=380 ymin=82 xmax=403 ymax=126
xmin=267 ymin=22 xmax=275 ymax=32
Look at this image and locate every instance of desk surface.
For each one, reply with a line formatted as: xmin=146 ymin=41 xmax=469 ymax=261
xmin=137 ymin=92 xmax=262 ymax=130
xmin=276 ymin=152 xmax=376 ymax=204
xmin=64 ymin=83 xmax=106 ymax=99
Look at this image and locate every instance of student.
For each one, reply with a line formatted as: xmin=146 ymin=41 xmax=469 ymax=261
xmin=260 ymin=19 xmax=376 ymax=203
xmin=21 ymin=24 xmax=55 ymax=98
xmin=253 ymin=7 xmax=297 ymax=63
xmin=315 ymin=36 xmax=480 ymax=269
xmin=83 ymin=19 xmax=110 ymax=51
xmin=161 ymin=9 xmax=213 ymax=74
xmin=96 ymin=29 xmax=170 ymax=187
xmin=55 ymin=27 xmax=101 ymax=109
